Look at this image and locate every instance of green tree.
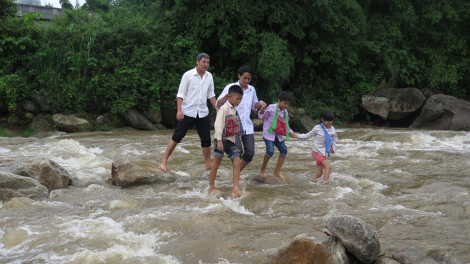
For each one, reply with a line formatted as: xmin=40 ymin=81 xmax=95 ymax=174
xmin=0 ymin=0 xmax=16 ymax=18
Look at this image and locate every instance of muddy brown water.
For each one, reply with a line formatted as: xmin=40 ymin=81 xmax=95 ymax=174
xmin=0 ymin=128 xmax=469 ymax=263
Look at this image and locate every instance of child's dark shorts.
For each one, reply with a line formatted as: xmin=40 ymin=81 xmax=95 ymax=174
xmin=213 ymin=139 xmax=242 ymax=160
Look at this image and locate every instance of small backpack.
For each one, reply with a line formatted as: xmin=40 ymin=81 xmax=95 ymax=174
xmin=273 ymin=115 xmax=287 ymax=136
xmin=224 ymin=115 xmax=240 ymax=137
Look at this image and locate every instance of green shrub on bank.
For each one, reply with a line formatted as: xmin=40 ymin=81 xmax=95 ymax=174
xmin=0 ymin=0 xmax=469 ymax=124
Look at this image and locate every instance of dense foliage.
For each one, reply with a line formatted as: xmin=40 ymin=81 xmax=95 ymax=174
xmin=1 ymin=0 xmax=469 ymax=123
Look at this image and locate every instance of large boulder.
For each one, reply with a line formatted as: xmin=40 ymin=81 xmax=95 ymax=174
xmin=143 ymin=107 xmax=162 ymax=124
xmin=262 ymin=235 xmax=352 ymax=264
xmin=298 ymin=115 xmax=316 ymax=133
xmin=31 ymin=92 xmax=49 ymax=112
xmin=122 ymin=109 xmax=157 ymax=131
xmin=324 ymin=214 xmax=381 ymax=264
xmin=0 ymin=157 xmax=71 ymax=189
xmin=109 ymin=158 xmax=175 ymax=186
xmin=288 ymin=107 xmax=306 ymax=119
xmin=362 ymin=88 xmax=426 ymax=120
xmin=22 ymin=101 xmax=41 ymax=115
xmin=410 ymin=94 xmax=470 ymax=131
xmin=29 ymin=116 xmax=55 ymax=132
xmin=52 ymin=114 xmax=93 ymax=133
xmin=0 ymin=172 xmax=49 ymax=201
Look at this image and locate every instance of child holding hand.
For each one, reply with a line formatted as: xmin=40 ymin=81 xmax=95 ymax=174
xmin=258 ymin=91 xmax=297 ymax=181
xmin=292 ymin=110 xmax=337 ymax=183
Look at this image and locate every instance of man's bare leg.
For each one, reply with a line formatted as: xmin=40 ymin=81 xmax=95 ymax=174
xmin=202 ymin=147 xmax=212 ymax=171
xmin=208 ymin=156 xmax=222 ymax=195
xmin=260 ymin=155 xmax=270 ymax=179
xmin=273 ymin=156 xmax=286 ymax=181
xmin=159 ymin=139 xmax=178 ymax=173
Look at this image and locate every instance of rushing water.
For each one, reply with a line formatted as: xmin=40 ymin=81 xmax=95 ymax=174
xmin=0 ymin=127 xmax=469 ymax=264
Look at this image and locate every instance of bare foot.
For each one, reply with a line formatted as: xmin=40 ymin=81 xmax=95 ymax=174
xmin=208 ymin=187 xmax=222 ymax=195
xmin=231 ymin=189 xmax=242 ymax=198
xmin=274 ymin=172 xmax=286 ymax=181
xmin=158 ymin=163 xmax=167 ymax=173
xmin=260 ymin=170 xmax=268 ymax=179
xmin=321 ymin=180 xmax=330 ymax=185
xmin=313 ymin=174 xmax=322 ymax=179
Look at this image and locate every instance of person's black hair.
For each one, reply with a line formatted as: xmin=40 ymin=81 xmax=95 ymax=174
xmin=238 ymin=66 xmax=253 ymax=76
xmin=197 ymin=53 xmax=210 ymax=61
xmin=278 ymin=91 xmax=292 ymax=102
xmin=229 ymin=84 xmax=244 ymax=95
xmin=320 ymin=110 xmax=335 ymax=122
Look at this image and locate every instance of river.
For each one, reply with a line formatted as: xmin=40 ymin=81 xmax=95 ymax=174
xmin=0 ymin=128 xmax=469 ymax=264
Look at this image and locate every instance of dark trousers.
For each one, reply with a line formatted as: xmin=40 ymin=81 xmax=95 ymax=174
xmin=172 ymin=114 xmax=211 ymax=147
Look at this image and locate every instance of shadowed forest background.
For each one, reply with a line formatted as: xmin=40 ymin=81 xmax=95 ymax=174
xmin=1 ymin=0 xmax=469 ymax=126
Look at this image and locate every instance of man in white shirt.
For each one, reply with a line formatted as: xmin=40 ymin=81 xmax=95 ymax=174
xmin=216 ymin=66 xmax=267 ymax=172
xmin=159 ymin=53 xmax=218 ymax=173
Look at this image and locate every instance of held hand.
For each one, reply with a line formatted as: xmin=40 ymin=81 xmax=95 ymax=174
xmin=290 ymin=132 xmax=297 ymax=138
xmin=176 ymin=111 xmax=184 ymax=121
xmin=259 ymin=101 xmax=267 ymax=110
xmin=217 ymin=141 xmax=224 ymax=152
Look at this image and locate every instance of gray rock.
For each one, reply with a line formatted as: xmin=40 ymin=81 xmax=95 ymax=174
xmin=31 ymin=92 xmax=49 ymax=112
xmin=52 ymin=114 xmax=93 ymax=133
xmin=362 ymin=88 xmax=426 ymax=120
xmin=287 ymin=107 xmax=306 ymax=119
xmin=298 ymin=115 xmax=316 ymax=133
xmin=143 ymin=107 xmax=162 ymax=124
xmin=252 ymin=118 xmax=264 ymax=132
xmin=22 ymin=101 xmax=41 ymax=115
xmin=0 ymin=157 xmax=71 ymax=189
xmin=0 ymin=172 xmax=49 ymax=201
xmin=374 ymin=256 xmax=400 ymax=264
xmin=324 ymin=214 xmax=381 ymax=264
xmin=122 ymin=109 xmax=157 ymax=131
xmin=420 ymin=88 xmax=442 ymax=99
xmin=29 ymin=116 xmax=55 ymax=132
xmin=410 ymin=94 xmax=470 ymax=131
xmin=262 ymin=234 xmax=352 ymax=264
xmin=109 ymin=158 xmax=175 ymax=186
xmin=155 ymin=123 xmax=167 ymax=130
xmin=391 ymin=251 xmax=413 ymax=264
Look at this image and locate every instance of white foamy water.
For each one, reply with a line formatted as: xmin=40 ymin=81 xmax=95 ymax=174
xmin=1 ymin=128 xmax=469 ymax=263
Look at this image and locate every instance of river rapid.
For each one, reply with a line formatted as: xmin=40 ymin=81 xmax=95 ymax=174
xmin=0 ymin=128 xmax=469 ymax=264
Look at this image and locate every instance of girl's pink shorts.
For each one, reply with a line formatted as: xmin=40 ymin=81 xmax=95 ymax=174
xmin=311 ymin=151 xmax=326 ymax=166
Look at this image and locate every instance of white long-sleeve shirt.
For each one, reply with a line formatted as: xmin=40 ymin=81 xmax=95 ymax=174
xmin=217 ymin=81 xmax=259 ymax=135
xmin=297 ymin=124 xmax=338 ymax=156
xmin=176 ymin=67 xmax=215 ymax=118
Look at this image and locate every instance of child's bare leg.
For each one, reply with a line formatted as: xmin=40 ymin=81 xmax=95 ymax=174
xmin=314 ymin=165 xmax=324 ymax=179
xmin=273 ymin=156 xmax=286 ymax=181
xmin=231 ymin=157 xmax=242 ymax=197
xmin=208 ymin=156 xmax=222 ymax=194
xmin=320 ymin=160 xmax=332 ymax=182
xmin=260 ymin=155 xmax=270 ymax=179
